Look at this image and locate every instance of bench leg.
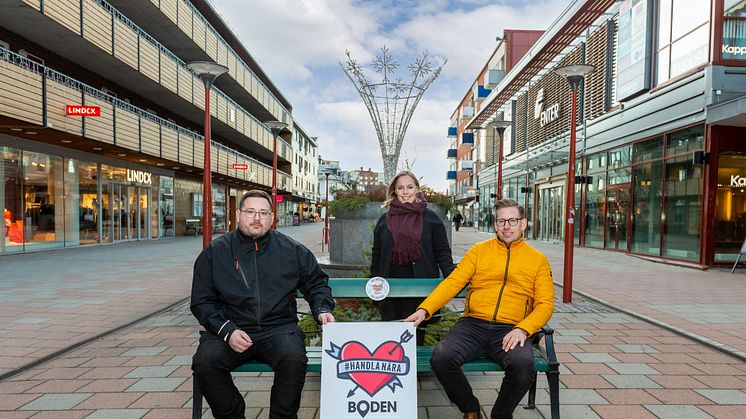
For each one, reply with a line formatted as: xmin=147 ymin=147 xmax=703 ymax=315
xmin=193 ymin=374 xmax=203 ymax=419
xmin=547 ymin=370 xmax=560 ymax=419
xmin=523 ymin=371 xmax=537 ymax=410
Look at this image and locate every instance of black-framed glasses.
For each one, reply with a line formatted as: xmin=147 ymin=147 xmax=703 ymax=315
xmin=496 ymin=217 xmax=523 ymax=227
xmin=239 ymin=209 xmax=272 ymax=219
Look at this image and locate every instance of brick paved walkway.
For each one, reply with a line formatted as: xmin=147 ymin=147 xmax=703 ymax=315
xmin=1 ymin=223 xmax=745 ymax=418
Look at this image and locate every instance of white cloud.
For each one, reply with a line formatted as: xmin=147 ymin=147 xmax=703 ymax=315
xmin=211 ymin=0 xmax=572 ymax=190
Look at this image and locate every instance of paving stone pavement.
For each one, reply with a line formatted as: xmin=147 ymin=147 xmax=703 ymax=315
xmin=1 ymin=223 xmax=746 ymax=418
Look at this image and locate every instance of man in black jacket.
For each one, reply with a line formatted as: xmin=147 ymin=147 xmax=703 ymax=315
xmin=191 ymin=190 xmax=335 ymax=419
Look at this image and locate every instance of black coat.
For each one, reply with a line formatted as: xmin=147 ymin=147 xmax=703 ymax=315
xmin=191 ymin=229 xmax=334 ymax=340
xmin=370 ymin=207 xmax=456 ymax=279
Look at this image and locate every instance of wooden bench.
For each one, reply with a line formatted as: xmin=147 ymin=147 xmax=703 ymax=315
xmin=185 ymin=218 xmax=202 ymax=236
xmin=192 ymin=277 xmax=560 ymax=419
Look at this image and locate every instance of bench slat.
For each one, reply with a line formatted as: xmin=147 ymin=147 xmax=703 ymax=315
xmin=232 ymin=346 xmax=550 ymax=374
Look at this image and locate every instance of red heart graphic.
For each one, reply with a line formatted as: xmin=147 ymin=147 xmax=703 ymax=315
xmin=339 ymin=341 xmax=404 ymax=396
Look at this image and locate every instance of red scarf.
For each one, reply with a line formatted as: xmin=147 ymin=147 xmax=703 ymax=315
xmin=387 ymin=197 xmax=427 ymax=266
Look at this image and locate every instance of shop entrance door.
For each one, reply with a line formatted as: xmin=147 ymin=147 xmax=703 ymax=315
xmin=538 ymin=185 xmax=564 ymax=242
xmin=605 ymin=185 xmax=630 ymax=251
xmin=137 ymin=186 xmax=150 ymax=240
xmin=110 ymin=183 xmax=133 ymax=242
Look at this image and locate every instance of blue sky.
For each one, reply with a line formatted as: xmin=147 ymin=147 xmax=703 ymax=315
xmin=211 ymin=0 xmax=570 ymax=191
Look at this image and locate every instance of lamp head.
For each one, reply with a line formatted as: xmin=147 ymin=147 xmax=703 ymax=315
xmin=554 ymin=64 xmax=594 ymax=91
xmin=264 ymin=121 xmax=289 ymax=137
xmin=187 ymin=61 xmax=228 ymax=87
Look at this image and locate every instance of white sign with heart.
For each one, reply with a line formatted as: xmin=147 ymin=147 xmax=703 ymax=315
xmin=320 ymin=322 xmax=417 ymax=419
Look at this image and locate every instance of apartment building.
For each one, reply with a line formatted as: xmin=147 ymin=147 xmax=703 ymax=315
xmin=0 ymin=0 xmax=301 ymax=254
xmin=292 ymin=122 xmax=320 ymax=222
xmin=447 ymin=29 xmax=542 ymax=228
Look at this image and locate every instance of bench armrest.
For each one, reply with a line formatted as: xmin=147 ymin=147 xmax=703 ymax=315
xmin=531 ymin=324 xmax=559 ymax=371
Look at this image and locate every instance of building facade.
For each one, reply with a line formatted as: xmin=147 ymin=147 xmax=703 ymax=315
xmin=0 ymin=0 xmax=303 ymax=254
xmin=291 ymin=123 xmax=319 ymax=222
xmin=465 ymin=0 xmax=746 ymax=267
xmin=447 ymin=30 xmax=543 ymax=228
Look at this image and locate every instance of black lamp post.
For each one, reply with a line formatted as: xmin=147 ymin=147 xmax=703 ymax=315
xmin=484 ymin=119 xmax=512 ymax=202
xmin=187 ymin=61 xmax=228 ymax=249
xmin=554 ymin=63 xmax=594 ymax=303
xmin=264 ymin=121 xmax=289 ymax=229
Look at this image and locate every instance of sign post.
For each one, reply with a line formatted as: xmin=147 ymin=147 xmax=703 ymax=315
xmin=321 ymin=322 xmax=417 ymax=419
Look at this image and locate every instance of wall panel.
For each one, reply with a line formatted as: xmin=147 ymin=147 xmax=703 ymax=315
xmin=113 ymin=20 xmax=138 ymax=70
xmin=82 ymin=95 xmax=113 ymax=144
xmin=44 ymin=0 xmax=81 ymax=35
xmin=177 ymin=66 xmax=192 ymax=103
xmin=162 ymin=125 xmax=178 ymax=161
xmin=177 ymin=0 xmax=192 ymax=38
xmin=178 ymin=132 xmax=193 ymax=166
xmin=160 ymin=51 xmax=178 ymax=93
xmin=45 ymin=79 xmax=83 ymax=135
xmin=140 ymin=118 xmax=160 ymax=157
xmin=83 ymin=0 xmax=112 ymax=54
xmin=0 ymin=62 xmax=43 ymax=125
xmin=160 ymin=0 xmax=178 ymax=24
xmin=114 ymin=106 xmax=139 ymax=151
xmin=139 ymin=40 xmax=160 ymax=82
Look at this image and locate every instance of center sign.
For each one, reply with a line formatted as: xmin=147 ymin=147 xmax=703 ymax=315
xmin=534 ymin=88 xmax=561 ymax=128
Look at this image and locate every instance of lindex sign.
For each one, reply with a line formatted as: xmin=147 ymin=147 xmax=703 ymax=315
xmin=232 ymin=163 xmax=249 ymax=170
xmin=65 ymin=105 xmax=101 ymax=116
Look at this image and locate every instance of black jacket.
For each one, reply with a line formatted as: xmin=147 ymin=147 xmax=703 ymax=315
xmin=191 ymin=229 xmax=334 ymax=341
xmin=370 ymin=207 xmax=456 ymax=279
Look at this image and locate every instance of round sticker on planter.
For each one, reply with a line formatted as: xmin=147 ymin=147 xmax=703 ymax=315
xmin=365 ymin=276 xmax=390 ymax=301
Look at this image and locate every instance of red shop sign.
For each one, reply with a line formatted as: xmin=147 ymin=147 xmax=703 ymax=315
xmin=65 ymin=105 xmax=101 ymax=117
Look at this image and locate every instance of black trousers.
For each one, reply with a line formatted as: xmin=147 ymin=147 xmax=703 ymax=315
xmin=192 ymin=323 xmax=307 ymax=419
xmin=429 ymin=317 xmax=535 ymax=419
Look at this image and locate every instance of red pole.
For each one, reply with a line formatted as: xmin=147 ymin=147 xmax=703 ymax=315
xmin=202 ymin=87 xmax=212 ymax=249
xmin=497 ymin=130 xmax=504 ymax=200
xmin=563 ymin=88 xmax=578 ymax=303
xmin=272 ymin=134 xmax=278 ymax=230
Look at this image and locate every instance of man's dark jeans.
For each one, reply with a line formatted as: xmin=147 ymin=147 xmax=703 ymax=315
xmin=430 ymin=317 xmax=535 ymax=419
xmin=192 ymin=323 xmax=307 ymax=419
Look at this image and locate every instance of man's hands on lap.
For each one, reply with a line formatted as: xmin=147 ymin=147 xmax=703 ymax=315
xmin=228 ymin=329 xmax=253 ymax=353
xmin=502 ymin=328 xmax=529 ymax=351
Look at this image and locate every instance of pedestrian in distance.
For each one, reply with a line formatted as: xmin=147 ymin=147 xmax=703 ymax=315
xmin=370 ymin=170 xmax=456 ymax=345
xmin=191 ymin=190 xmax=335 ymax=419
xmin=453 ymin=211 xmax=464 ymax=231
xmin=405 ymin=198 xmax=554 ymax=419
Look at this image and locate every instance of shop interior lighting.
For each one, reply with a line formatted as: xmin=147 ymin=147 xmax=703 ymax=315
xmin=138 ymin=159 xmax=147 ymax=162
xmin=61 ymin=139 xmax=72 ymax=143
xmin=118 ymin=153 xmax=127 ymax=157
xmin=92 ymin=147 xmax=103 ymax=151
xmin=10 ymin=128 xmax=23 ymax=131
xmin=26 ymin=131 xmax=37 ymax=135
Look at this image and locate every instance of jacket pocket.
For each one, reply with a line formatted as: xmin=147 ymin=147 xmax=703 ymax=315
xmin=523 ymin=298 xmax=530 ymax=318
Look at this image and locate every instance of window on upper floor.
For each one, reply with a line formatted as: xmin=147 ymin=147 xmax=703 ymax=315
xmin=656 ymin=0 xmax=709 ymax=84
xmin=723 ymin=0 xmax=746 ymax=62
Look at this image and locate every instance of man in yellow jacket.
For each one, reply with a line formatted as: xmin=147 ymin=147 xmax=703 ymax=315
xmin=406 ymin=198 xmax=554 ymax=419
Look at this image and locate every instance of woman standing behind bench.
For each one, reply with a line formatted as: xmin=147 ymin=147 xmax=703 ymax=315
xmin=370 ymin=170 xmax=455 ymax=344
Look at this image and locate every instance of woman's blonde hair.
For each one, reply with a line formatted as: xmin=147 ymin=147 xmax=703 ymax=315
xmin=383 ymin=171 xmax=421 ymax=208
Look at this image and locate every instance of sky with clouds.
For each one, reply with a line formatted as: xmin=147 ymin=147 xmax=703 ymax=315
xmin=211 ymin=0 xmax=571 ymax=191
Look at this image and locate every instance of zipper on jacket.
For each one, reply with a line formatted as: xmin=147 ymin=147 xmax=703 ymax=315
xmin=523 ymin=298 xmax=529 ymax=318
xmin=492 ymin=243 xmax=511 ymax=321
xmin=252 ymin=240 xmax=262 ymax=330
xmin=236 ymin=259 xmax=250 ymax=290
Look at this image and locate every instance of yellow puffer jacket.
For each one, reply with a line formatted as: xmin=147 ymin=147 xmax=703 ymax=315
xmin=418 ymin=236 xmax=554 ymax=335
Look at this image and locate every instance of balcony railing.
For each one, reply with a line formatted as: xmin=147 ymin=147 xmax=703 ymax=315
xmin=0 ymin=46 xmax=290 ymax=191
xmin=23 ymin=0 xmax=292 ymax=162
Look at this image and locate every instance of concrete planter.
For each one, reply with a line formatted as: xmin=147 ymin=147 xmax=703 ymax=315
xmin=329 ymin=202 xmax=384 ymax=267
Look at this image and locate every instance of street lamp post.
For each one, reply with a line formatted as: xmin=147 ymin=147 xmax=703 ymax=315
xmin=323 ymin=172 xmax=330 ymax=252
xmin=187 ymin=61 xmax=228 ymax=249
xmin=484 ymin=119 xmax=512 ymax=202
xmin=264 ymin=121 xmax=289 ymax=230
xmin=554 ymin=63 xmax=594 ymax=303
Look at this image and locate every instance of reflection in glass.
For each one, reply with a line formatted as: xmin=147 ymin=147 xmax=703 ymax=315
xmin=72 ymin=160 xmax=99 ymax=245
xmin=161 ymin=177 xmax=174 ymax=237
xmin=23 ymin=151 xmax=64 ymax=250
xmin=669 ymin=24 xmax=708 ymax=80
xmin=631 ymin=162 xmax=663 ymax=255
xmin=666 ymin=125 xmax=704 ymax=156
xmin=715 ymin=153 xmax=746 ymax=261
xmin=2 ymin=147 xmax=23 ymax=253
xmin=633 ymin=137 xmax=663 ymax=163
xmin=662 ymin=156 xmax=702 ymax=261
xmin=584 ymin=173 xmax=606 ymax=248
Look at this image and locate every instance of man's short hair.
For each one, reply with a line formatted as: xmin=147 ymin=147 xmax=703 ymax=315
xmin=493 ymin=198 xmax=525 ymax=218
xmin=239 ymin=190 xmax=272 ymax=210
